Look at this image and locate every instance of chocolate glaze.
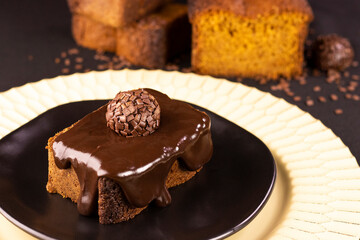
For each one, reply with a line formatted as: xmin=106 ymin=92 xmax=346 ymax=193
xmin=52 ymin=89 xmax=213 ymax=216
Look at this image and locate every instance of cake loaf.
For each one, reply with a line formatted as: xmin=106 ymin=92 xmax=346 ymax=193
xmin=116 ymin=3 xmax=191 ymax=68
xmin=46 ymin=89 xmax=213 ymax=224
xmin=188 ymin=0 xmax=314 ymax=79
xmin=67 ymin=0 xmax=169 ymax=28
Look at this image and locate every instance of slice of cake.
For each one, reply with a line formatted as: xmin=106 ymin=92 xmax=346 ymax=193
xmin=116 ymin=3 xmax=191 ymax=68
xmin=46 ymin=89 xmax=213 ymax=224
xmin=188 ymin=0 xmax=314 ymax=79
xmin=71 ymin=14 xmax=116 ymax=52
xmin=67 ymin=0 xmax=169 ymax=28
xmin=70 ymin=3 xmax=190 ymax=68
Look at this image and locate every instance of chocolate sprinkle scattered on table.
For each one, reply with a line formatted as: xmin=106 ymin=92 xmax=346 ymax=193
xmin=327 ymin=69 xmax=341 ymax=83
xmin=293 ymin=96 xmax=302 ymax=102
xmin=306 ymin=99 xmax=314 ymax=106
xmin=318 ymin=96 xmax=327 ymax=103
xmin=106 ymin=89 xmax=161 ymax=137
xmin=334 ymin=108 xmax=343 ymax=115
xmin=68 ymin=48 xmax=79 ymax=55
xmin=61 ymin=68 xmax=69 ymax=74
xmin=330 ymin=94 xmax=339 ymax=101
xmin=75 ymin=64 xmax=82 ymax=70
xmin=313 ymin=86 xmax=321 ymax=92
xmin=351 ymin=74 xmax=359 ymax=80
xmin=64 ymin=59 xmax=71 ymax=66
xmin=75 ymin=57 xmax=83 ymax=63
xmin=338 ymin=86 xmax=347 ymax=93
xmin=345 ymin=93 xmax=352 ymax=99
xmin=347 ymin=85 xmax=356 ymax=92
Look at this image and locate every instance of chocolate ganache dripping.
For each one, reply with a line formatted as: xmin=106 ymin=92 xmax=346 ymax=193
xmin=52 ymin=89 xmax=213 ymax=216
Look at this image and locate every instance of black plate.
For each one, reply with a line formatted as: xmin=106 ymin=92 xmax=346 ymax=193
xmin=0 ymin=100 xmax=276 ymax=240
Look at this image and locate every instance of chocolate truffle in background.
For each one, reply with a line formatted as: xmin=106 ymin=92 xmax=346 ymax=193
xmin=106 ymin=89 xmax=160 ymax=137
xmin=312 ymin=34 xmax=354 ymax=71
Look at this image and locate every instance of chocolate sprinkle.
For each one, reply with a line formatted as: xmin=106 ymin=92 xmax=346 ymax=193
xmin=345 ymin=93 xmax=352 ymax=99
xmin=334 ymin=108 xmax=343 ymax=115
xmin=75 ymin=57 xmax=83 ymax=63
xmin=68 ymin=48 xmax=79 ymax=55
xmin=330 ymin=94 xmax=339 ymax=101
xmin=64 ymin=59 xmax=71 ymax=66
xmin=61 ymin=68 xmax=69 ymax=74
xmin=351 ymin=74 xmax=359 ymax=81
xmin=106 ymin=89 xmax=161 ymax=137
xmin=75 ymin=64 xmax=83 ymax=70
xmin=293 ymin=96 xmax=302 ymax=102
xmin=313 ymin=86 xmax=321 ymax=92
xmin=338 ymin=86 xmax=347 ymax=93
xmin=318 ymin=96 xmax=327 ymax=103
xmin=326 ymin=69 xmax=341 ymax=83
xmin=306 ymin=99 xmax=314 ymax=107
xmin=353 ymin=94 xmax=360 ymax=101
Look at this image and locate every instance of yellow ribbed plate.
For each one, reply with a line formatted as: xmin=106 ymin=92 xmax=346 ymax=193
xmin=0 ymin=69 xmax=359 ymax=240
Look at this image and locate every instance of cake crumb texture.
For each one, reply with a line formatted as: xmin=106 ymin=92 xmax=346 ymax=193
xmin=189 ymin=0 xmax=313 ymax=79
xmin=46 ymin=128 xmax=80 ymax=203
xmin=72 ymin=14 xmax=116 ymax=52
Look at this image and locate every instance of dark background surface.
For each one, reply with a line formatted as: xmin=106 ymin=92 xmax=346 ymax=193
xmin=0 ymin=0 xmax=359 ymax=165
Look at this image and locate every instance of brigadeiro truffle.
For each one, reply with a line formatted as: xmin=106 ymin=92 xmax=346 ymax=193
xmin=106 ymin=89 xmax=160 ymax=137
xmin=312 ymin=34 xmax=354 ymax=71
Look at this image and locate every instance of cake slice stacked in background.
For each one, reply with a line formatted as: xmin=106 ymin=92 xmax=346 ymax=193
xmin=68 ymin=0 xmax=191 ymax=68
